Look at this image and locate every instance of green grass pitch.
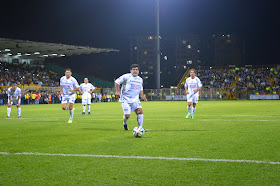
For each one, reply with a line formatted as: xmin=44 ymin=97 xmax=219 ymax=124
xmin=0 ymin=100 xmax=280 ymax=185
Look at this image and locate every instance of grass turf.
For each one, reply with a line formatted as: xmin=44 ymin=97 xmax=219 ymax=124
xmin=0 ymin=100 xmax=280 ymax=185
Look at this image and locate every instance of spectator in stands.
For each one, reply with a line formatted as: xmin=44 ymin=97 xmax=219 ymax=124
xmin=35 ymin=92 xmax=40 ymax=104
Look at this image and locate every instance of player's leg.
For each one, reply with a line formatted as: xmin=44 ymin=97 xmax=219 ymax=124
xmin=191 ymin=96 xmax=198 ymax=119
xmin=7 ymin=100 xmax=12 ymax=119
xmin=81 ymin=98 xmax=86 ymax=115
xmin=186 ymin=94 xmax=192 ymax=118
xmin=186 ymin=102 xmax=192 ymax=119
xmin=61 ymin=97 xmax=68 ymax=110
xmin=87 ymin=99 xmax=91 ymax=115
xmin=133 ymin=102 xmax=143 ymax=127
xmin=17 ymin=101 xmax=21 ymax=118
xmin=121 ymin=102 xmax=131 ymax=130
xmin=68 ymin=95 xmax=76 ymax=123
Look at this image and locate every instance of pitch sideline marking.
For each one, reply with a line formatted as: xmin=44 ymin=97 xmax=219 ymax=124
xmin=0 ymin=117 xmax=279 ymax=122
xmin=0 ymin=152 xmax=279 ymax=165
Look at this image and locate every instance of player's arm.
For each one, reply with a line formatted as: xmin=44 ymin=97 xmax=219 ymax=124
xmin=7 ymin=90 xmax=11 ymax=105
xmin=184 ymin=83 xmax=188 ymax=95
xmin=70 ymin=87 xmax=80 ymax=93
xmin=17 ymin=90 xmax=21 ymax=106
xmin=60 ymin=85 xmax=63 ymax=95
xmin=115 ymin=75 xmax=125 ymax=97
xmin=194 ymin=79 xmax=202 ymax=93
xmin=69 ymin=79 xmax=80 ymax=92
xmin=194 ymin=86 xmax=201 ymax=93
xmin=140 ymin=90 xmax=147 ymax=101
xmin=89 ymin=87 xmax=95 ymax=94
xmin=89 ymin=85 xmax=95 ymax=93
xmin=8 ymin=96 xmax=11 ymax=105
xmin=115 ymin=83 xmax=121 ymax=97
xmin=79 ymin=86 xmax=84 ymax=94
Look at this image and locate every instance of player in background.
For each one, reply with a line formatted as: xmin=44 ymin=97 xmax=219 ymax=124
xmin=7 ymin=83 xmax=22 ymax=119
xmin=79 ymin=78 xmax=95 ymax=115
xmin=185 ymin=69 xmax=202 ymax=119
xmin=60 ymin=68 xmax=80 ymax=123
xmin=115 ymin=64 xmax=147 ymax=130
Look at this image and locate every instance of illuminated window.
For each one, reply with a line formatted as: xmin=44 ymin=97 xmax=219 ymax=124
xmin=182 ymin=40 xmax=187 ymax=44
xmin=187 ymin=45 xmax=191 ymax=49
xmin=226 ymin=40 xmax=231 ymax=44
xmin=197 ymin=50 xmax=200 ymax=53
xmin=148 ymin=36 xmax=153 ymax=40
xmin=144 ymin=51 xmax=148 ymax=55
xmin=187 ymin=60 xmax=192 ymax=64
xmin=174 ymin=66 xmax=176 ymax=68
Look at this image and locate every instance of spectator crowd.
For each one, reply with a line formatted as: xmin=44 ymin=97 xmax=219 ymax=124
xmin=0 ymin=62 xmax=60 ymax=87
xmin=197 ymin=67 xmax=279 ymax=92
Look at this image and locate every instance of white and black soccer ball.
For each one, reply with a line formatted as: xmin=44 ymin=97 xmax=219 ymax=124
xmin=132 ymin=126 xmax=145 ymax=137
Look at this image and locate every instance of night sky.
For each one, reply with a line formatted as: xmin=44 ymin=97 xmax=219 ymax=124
xmin=1 ymin=0 xmax=279 ymax=81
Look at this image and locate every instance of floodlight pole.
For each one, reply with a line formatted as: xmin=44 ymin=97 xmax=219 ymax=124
xmin=155 ymin=0 xmax=160 ymax=90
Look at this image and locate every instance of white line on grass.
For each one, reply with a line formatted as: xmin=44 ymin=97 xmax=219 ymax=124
xmin=0 ymin=152 xmax=279 ymax=165
xmin=0 ymin=117 xmax=279 ymax=122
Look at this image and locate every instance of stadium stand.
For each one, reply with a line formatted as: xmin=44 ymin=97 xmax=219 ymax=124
xmin=45 ymin=63 xmax=114 ymax=88
xmin=0 ymin=61 xmax=60 ymax=87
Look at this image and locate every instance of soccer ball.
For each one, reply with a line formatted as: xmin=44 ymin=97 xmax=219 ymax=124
xmin=132 ymin=126 xmax=145 ymax=137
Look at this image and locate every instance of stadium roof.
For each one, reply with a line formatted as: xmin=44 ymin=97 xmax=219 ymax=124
xmin=0 ymin=38 xmax=119 ymax=60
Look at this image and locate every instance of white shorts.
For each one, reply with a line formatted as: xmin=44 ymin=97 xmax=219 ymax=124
xmin=187 ymin=94 xmax=198 ymax=104
xmin=82 ymin=98 xmax=91 ymax=105
xmin=121 ymin=101 xmax=142 ymax=115
xmin=61 ymin=94 xmax=76 ymax=104
xmin=8 ymin=98 xmax=20 ymax=105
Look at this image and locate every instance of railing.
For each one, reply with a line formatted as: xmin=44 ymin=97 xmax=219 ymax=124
xmin=0 ymin=86 xmax=279 ymax=106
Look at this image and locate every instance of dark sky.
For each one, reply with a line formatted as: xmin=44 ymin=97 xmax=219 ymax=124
xmin=1 ymin=0 xmax=279 ymax=81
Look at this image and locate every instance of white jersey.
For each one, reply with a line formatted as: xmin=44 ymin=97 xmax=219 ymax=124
xmin=185 ymin=76 xmax=202 ymax=95
xmin=60 ymin=76 xmax=79 ymax=96
xmin=80 ymin=83 xmax=95 ymax=99
xmin=115 ymin=73 xmax=143 ymax=103
xmin=7 ymin=87 xmax=21 ymax=99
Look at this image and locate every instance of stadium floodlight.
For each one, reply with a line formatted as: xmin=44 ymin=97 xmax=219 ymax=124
xmin=155 ymin=0 xmax=160 ymax=89
xmin=7 ymin=53 xmax=12 ymax=56
xmin=34 ymin=52 xmax=40 ymax=54
xmin=43 ymin=55 xmax=48 ymax=57
xmin=5 ymin=49 xmax=10 ymax=52
xmin=17 ymin=52 xmax=21 ymax=55
xmin=25 ymin=53 xmax=31 ymax=56
xmin=17 ymin=54 xmax=22 ymax=57
xmin=52 ymin=53 xmax=57 ymax=56
xmin=60 ymin=54 xmax=65 ymax=57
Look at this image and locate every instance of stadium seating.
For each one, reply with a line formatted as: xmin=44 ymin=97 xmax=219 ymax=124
xmin=45 ymin=63 xmax=114 ymax=88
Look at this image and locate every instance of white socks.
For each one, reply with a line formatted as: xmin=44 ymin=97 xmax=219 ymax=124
xmin=123 ymin=115 xmax=128 ymax=125
xmin=7 ymin=108 xmax=21 ymax=117
xmin=187 ymin=105 xmax=192 ymax=114
xmin=83 ymin=105 xmax=86 ymax=112
xmin=7 ymin=108 xmax=11 ymax=117
xmin=192 ymin=107 xmax=196 ymax=116
xmin=137 ymin=114 xmax=143 ymax=127
xmin=88 ymin=105 xmax=90 ymax=112
xmin=70 ymin=109 xmax=74 ymax=120
xmin=17 ymin=108 xmax=21 ymax=117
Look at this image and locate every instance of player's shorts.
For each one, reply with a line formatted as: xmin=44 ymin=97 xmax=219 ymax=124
xmin=82 ymin=98 xmax=91 ymax=105
xmin=8 ymin=98 xmax=20 ymax=105
xmin=187 ymin=94 xmax=199 ymax=104
xmin=61 ymin=94 xmax=76 ymax=104
xmin=121 ymin=101 xmax=142 ymax=115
